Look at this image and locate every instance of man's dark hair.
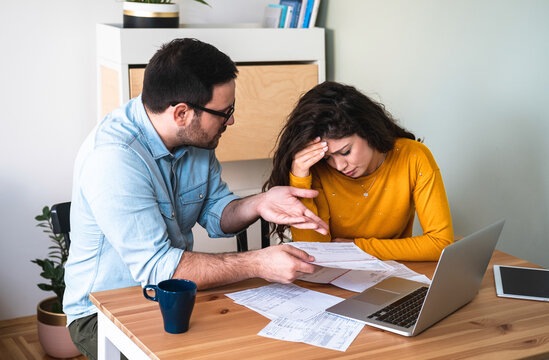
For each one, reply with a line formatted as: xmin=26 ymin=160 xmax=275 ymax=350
xmin=142 ymin=38 xmax=238 ymax=114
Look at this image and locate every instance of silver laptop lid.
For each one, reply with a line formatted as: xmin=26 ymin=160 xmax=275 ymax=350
xmin=326 ymin=219 xmax=505 ymax=336
xmin=412 ymin=219 xmax=505 ymax=335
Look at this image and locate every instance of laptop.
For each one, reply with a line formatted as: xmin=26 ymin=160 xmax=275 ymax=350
xmin=326 ymin=219 xmax=505 ymax=336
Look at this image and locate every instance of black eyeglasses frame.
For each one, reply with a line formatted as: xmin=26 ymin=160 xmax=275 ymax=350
xmin=171 ymin=100 xmax=235 ymax=125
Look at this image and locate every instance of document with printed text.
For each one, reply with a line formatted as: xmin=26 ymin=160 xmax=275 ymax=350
xmin=224 ymin=244 xmax=431 ymax=351
xmin=288 ymin=242 xmax=430 ymax=292
xmin=226 ymin=283 xmax=342 ymax=321
xmin=226 ymin=283 xmax=365 ymax=351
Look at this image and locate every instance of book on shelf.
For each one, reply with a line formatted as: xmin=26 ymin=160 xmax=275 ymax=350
xmin=309 ymin=0 xmax=321 ymax=28
xmin=297 ymin=0 xmax=308 ymax=28
xmin=279 ymin=0 xmax=302 ymax=28
xmin=262 ymin=5 xmax=282 ymax=28
xmin=265 ymin=4 xmax=291 ymax=28
xmin=264 ymin=0 xmax=321 ymax=29
xmin=284 ymin=6 xmax=294 ymax=28
xmin=302 ymin=0 xmax=321 ymax=28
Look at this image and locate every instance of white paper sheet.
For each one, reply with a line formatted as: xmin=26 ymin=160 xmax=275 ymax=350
xmin=330 ymin=269 xmax=393 ymax=293
xmin=226 ymin=283 xmax=365 ymax=352
xmin=258 ymin=311 xmax=364 ymax=352
xmin=226 ymin=283 xmax=343 ymax=321
xmin=224 ymin=255 xmax=432 ymax=352
xmin=383 ymin=260 xmax=432 ymax=284
xmin=287 ymin=242 xmax=393 ymax=271
xmin=288 ymin=242 xmax=431 ymax=292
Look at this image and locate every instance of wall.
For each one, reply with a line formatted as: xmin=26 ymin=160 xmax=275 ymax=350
xmin=319 ymin=0 xmax=549 ymax=266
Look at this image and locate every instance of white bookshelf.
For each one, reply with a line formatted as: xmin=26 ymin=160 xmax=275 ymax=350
xmin=96 ymin=23 xmax=326 ymax=162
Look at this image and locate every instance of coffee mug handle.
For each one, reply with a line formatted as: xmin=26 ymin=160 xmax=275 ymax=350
xmin=143 ymin=285 xmax=159 ymax=302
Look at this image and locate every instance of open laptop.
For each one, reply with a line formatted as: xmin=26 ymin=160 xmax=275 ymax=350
xmin=326 ymin=219 xmax=505 ymax=336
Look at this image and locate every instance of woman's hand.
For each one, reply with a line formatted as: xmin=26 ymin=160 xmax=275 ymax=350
xmin=291 ymin=137 xmax=328 ymax=178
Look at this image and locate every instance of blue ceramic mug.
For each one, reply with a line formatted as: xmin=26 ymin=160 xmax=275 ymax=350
xmin=143 ymin=279 xmax=197 ymax=334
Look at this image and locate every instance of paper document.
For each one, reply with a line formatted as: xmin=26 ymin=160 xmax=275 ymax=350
xmin=226 ymin=283 xmax=342 ymax=321
xmin=224 ymin=249 xmax=432 ymax=352
xmin=383 ymin=261 xmax=432 ymax=284
xmin=287 ymin=242 xmax=430 ymax=292
xmin=288 ymin=242 xmax=393 ymax=271
xmin=226 ymin=283 xmax=364 ymax=352
xmin=258 ymin=311 xmax=364 ymax=352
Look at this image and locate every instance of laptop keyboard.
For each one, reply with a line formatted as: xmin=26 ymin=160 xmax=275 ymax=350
xmin=367 ymin=286 xmax=428 ymax=328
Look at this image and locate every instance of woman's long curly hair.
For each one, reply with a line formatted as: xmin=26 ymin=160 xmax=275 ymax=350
xmin=263 ymin=81 xmax=418 ymax=241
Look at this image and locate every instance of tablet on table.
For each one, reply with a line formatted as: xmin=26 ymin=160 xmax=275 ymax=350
xmin=493 ymin=265 xmax=549 ymax=302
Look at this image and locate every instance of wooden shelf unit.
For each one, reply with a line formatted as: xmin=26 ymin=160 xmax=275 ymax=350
xmin=96 ymin=24 xmax=325 ymax=161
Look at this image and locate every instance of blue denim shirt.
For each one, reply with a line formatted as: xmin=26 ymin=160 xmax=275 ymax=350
xmin=63 ymin=96 xmax=239 ymax=324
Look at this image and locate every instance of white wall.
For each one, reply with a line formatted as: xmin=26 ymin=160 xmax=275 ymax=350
xmin=2 ymin=0 xmax=547 ymax=321
xmin=320 ymin=0 xmax=549 ymax=267
xmin=0 ymin=0 xmax=272 ymax=321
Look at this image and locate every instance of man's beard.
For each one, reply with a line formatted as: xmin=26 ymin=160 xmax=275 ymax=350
xmin=177 ymin=114 xmax=225 ymax=150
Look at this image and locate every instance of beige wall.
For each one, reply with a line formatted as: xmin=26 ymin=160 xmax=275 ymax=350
xmin=319 ymin=0 xmax=549 ymax=268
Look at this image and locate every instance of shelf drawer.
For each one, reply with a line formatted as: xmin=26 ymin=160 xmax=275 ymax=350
xmin=124 ymin=63 xmax=318 ymax=161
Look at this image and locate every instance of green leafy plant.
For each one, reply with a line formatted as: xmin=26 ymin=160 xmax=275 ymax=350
xmin=31 ymin=206 xmax=69 ymax=314
xmin=125 ymin=0 xmax=210 ymax=5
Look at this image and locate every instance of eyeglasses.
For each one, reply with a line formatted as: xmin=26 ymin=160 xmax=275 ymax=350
xmin=172 ymin=100 xmax=235 ymax=126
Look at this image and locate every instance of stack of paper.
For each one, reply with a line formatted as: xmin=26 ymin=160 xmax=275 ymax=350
xmin=225 ymin=243 xmax=431 ymax=351
xmin=289 ymin=242 xmax=430 ymax=292
xmin=226 ymin=283 xmax=364 ymax=351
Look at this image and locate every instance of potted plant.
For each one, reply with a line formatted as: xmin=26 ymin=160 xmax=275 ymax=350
xmin=123 ymin=0 xmax=210 ymax=28
xmin=32 ymin=205 xmax=80 ymax=358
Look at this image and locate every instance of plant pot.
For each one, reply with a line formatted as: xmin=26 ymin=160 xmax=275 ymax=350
xmin=37 ymin=297 xmax=81 ymax=359
xmin=123 ymin=2 xmax=180 ymax=28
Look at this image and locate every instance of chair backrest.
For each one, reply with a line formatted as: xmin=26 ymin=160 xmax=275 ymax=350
xmin=51 ymin=202 xmax=71 ymax=248
xmin=236 ymin=218 xmax=271 ymax=252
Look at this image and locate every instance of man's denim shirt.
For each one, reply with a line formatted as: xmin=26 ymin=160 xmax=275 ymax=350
xmin=63 ymin=96 xmax=239 ymax=325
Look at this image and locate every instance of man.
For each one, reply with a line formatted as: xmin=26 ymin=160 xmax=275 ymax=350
xmin=64 ymin=38 xmax=327 ymax=359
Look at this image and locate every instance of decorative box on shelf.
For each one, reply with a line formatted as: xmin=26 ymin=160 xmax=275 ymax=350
xmin=96 ymin=23 xmax=325 ymax=162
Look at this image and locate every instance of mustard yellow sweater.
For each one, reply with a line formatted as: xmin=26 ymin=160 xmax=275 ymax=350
xmin=289 ymin=138 xmax=453 ymax=261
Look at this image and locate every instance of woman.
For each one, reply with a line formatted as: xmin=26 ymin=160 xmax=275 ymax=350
xmin=264 ymin=81 xmax=453 ymax=261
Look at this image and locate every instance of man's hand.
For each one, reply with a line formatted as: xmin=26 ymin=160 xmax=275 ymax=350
xmin=257 ymin=186 xmax=329 ymax=235
xmin=250 ymin=244 xmax=319 ymax=283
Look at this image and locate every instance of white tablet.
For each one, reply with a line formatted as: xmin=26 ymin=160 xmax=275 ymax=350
xmin=493 ymin=265 xmax=549 ymax=302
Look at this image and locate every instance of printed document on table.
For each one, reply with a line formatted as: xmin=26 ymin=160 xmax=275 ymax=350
xmin=328 ymin=261 xmax=431 ymax=292
xmin=225 ymin=283 xmax=342 ymax=321
xmin=288 ymin=242 xmax=393 ymax=271
xmin=383 ymin=260 xmax=431 ymax=284
xmin=286 ymin=242 xmax=430 ymax=292
xmin=226 ymin=283 xmax=364 ymax=351
xmin=258 ymin=311 xmax=364 ymax=352
xmin=288 ymin=242 xmax=393 ymax=292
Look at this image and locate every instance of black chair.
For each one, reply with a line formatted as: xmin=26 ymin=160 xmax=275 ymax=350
xmin=51 ymin=202 xmax=72 ymax=249
xmin=236 ymin=218 xmax=271 ymax=252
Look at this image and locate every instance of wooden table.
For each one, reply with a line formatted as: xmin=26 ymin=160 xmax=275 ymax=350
xmin=90 ymin=250 xmax=549 ymax=360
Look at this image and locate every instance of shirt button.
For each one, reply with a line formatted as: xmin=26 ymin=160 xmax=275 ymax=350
xmin=171 ymin=212 xmax=175 ymax=217
xmin=199 ymin=193 xmax=203 ymax=199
